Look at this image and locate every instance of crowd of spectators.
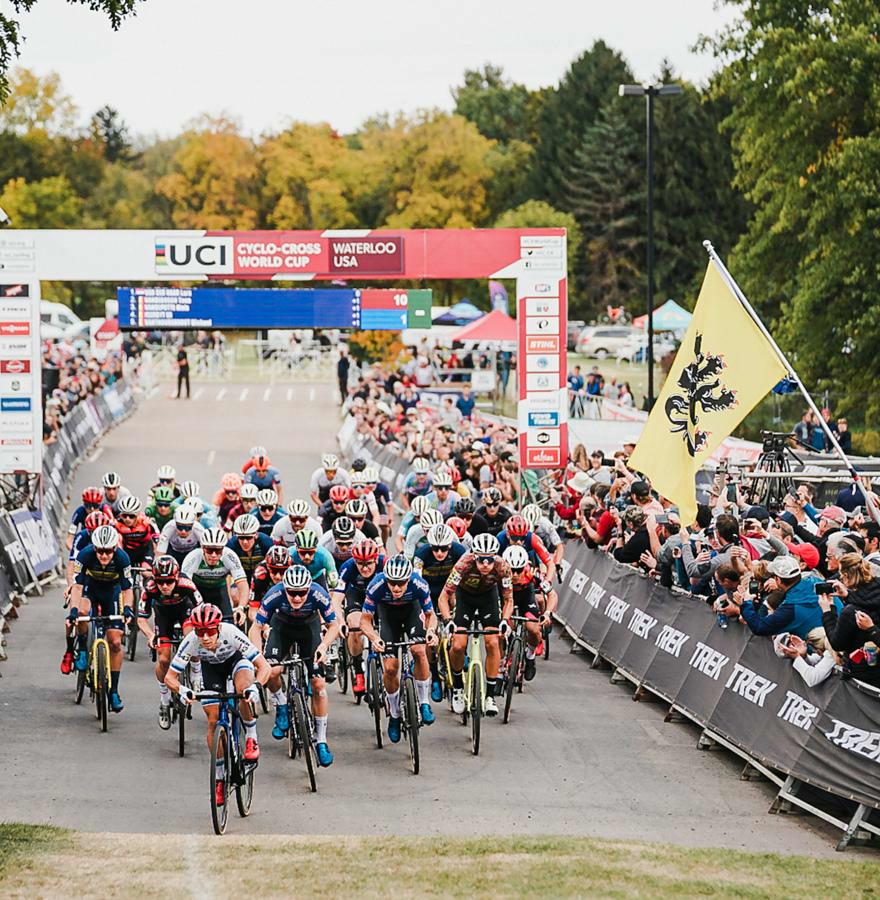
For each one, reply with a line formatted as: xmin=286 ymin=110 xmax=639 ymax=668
xmin=567 ymin=365 xmax=635 ymax=417
xmin=793 ymin=407 xmax=852 ymax=454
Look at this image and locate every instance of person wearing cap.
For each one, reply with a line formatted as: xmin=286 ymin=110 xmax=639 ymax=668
xmin=587 ymin=450 xmax=613 ymax=486
xmin=555 ymin=471 xmax=593 ymax=523
xmin=789 ymin=504 xmax=846 ymax=576
xmin=630 ymin=480 xmax=664 ymax=516
xmin=787 ymin=541 xmax=822 ymax=578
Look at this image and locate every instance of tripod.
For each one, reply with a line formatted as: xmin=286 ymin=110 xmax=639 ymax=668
xmin=747 ymin=432 xmax=807 ymax=512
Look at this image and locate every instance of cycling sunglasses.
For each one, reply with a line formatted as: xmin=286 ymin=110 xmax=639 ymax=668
xmin=336 ymin=541 xmax=353 ymax=550
xmin=203 ymin=546 xmax=224 ymax=554
xmin=194 ymin=626 xmax=219 ymax=637
xmin=290 ymin=517 xmax=307 ymax=525
xmin=331 ymin=500 xmax=346 ymax=507
xmin=155 ymin=501 xmax=171 ymax=508
xmin=117 ymin=513 xmax=136 ymax=521
xmin=158 ymin=478 xmax=173 ymax=485
xmin=386 ymin=579 xmax=408 ymax=587
xmin=476 ymin=556 xmax=495 ymax=565
xmin=297 ymin=550 xmax=316 ymax=558
xmin=484 ymin=502 xmax=500 ymax=508
xmin=431 ymin=544 xmax=451 ymax=552
xmin=237 ymin=534 xmax=256 ymax=542
xmin=95 ymin=548 xmax=115 ymax=556
xmin=260 ymin=505 xmax=276 ymax=512
xmin=176 ymin=524 xmax=193 ymax=532
xmin=285 ymin=589 xmax=308 ymax=599
xmin=155 ymin=577 xmax=176 ymax=586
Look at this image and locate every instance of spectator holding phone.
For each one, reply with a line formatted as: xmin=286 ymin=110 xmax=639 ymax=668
xmin=819 ymin=553 xmax=880 ymax=658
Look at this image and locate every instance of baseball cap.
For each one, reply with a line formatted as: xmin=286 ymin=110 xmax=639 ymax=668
xmin=787 ymin=542 xmax=820 ymax=570
xmin=743 ymin=505 xmax=771 ymax=524
xmin=820 ymin=505 xmax=846 ymax=525
xmin=768 ymin=556 xmax=801 ymax=579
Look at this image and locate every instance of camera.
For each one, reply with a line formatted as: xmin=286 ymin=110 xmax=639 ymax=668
xmin=814 ymin=581 xmax=834 ymax=595
xmin=761 ymin=431 xmax=791 ymax=453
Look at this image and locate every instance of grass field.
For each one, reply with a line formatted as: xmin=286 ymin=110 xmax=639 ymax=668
xmin=1 ymin=824 xmax=872 ymax=899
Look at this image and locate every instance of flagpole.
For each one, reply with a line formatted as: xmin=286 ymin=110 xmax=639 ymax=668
xmin=702 ymin=239 xmax=880 ymax=525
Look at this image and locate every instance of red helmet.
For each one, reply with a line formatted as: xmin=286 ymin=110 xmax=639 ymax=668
xmin=446 ymin=516 xmax=468 ymax=539
xmin=84 ymin=510 xmax=112 ymax=532
xmin=254 ymin=453 xmax=271 ymax=469
xmin=189 ymin=603 xmax=222 ymax=631
xmin=266 ymin=545 xmax=290 ymax=571
xmin=352 ymin=539 xmax=379 ymax=562
xmin=82 ymin=486 xmax=104 ymax=506
xmin=507 ymin=515 xmax=529 ymax=538
xmin=329 ymin=485 xmax=349 ymax=503
xmin=152 ymin=555 xmax=180 ymax=580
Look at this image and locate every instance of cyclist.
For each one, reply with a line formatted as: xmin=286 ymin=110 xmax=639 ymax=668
xmin=136 ymin=555 xmax=203 ymax=729
xmin=170 ymin=479 xmax=204 ymax=511
xmin=475 ymin=487 xmax=512 ymax=536
xmin=320 ymin=516 xmax=365 ymax=568
xmin=253 ymin=489 xmax=284 ymax=536
xmin=359 ymin=555 xmax=438 ymax=742
xmin=249 ymin=545 xmax=291 ymax=618
xmin=214 ymin=473 xmax=244 ymax=527
xmin=447 ymin=496 xmax=489 ymax=537
xmin=182 ymin=528 xmax=249 ymax=623
xmin=425 ymin=469 xmax=458 ymax=518
xmin=498 ymin=515 xmax=557 ymax=584
xmin=222 ymin=482 xmax=259 ymax=531
xmin=240 ymin=444 xmax=268 ymax=475
xmin=114 ymin=494 xmax=159 ymax=569
xmin=363 ymin=466 xmax=391 ymax=544
xmin=271 ymin=498 xmax=323 ymax=548
xmin=227 ymin=513 xmax=273 ymax=583
xmin=168 ymin=603 xmax=269 ymax=801
xmin=402 ymin=457 xmax=433 ymax=510
xmin=183 ymin=497 xmax=219 ymax=530
xmin=522 ymin=503 xmax=565 ymax=567
xmin=250 ymin=565 xmax=340 ymax=767
xmin=244 ymin=452 xmax=284 ymax=505
xmin=150 ymin=464 xmax=181 ymax=501
xmin=445 ymin=515 xmax=473 ymax=551
xmin=144 ymin=485 xmax=176 ymax=531
xmin=101 ymin=471 xmax=128 ymax=514
xmin=403 ymin=508 xmax=444 ymax=560
xmin=66 ymin=486 xmax=112 ymax=551
xmin=395 ymin=495 xmax=431 ymax=552
xmin=344 ymin=498 xmax=382 ymax=545
xmin=319 ymin=484 xmax=350 ymax=532
xmin=290 ymin=529 xmax=338 ymax=592
xmin=156 ymin=505 xmax=204 ymax=565
xmin=67 ymin=524 xmax=133 ymax=712
xmin=332 ymin=539 xmax=385 ymax=696
xmin=439 ymin=532 xmax=513 ymax=718
xmin=349 ymin=472 xmax=382 ymax=527
xmin=309 ymin=452 xmax=351 ymax=505
xmin=503 ymin=545 xmax=556 ymax=682
xmin=413 ymin=523 xmax=467 ymax=701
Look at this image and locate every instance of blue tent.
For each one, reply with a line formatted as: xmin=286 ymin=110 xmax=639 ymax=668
xmin=634 ymin=298 xmax=692 ymax=332
xmin=432 ymin=301 xmax=484 ymax=326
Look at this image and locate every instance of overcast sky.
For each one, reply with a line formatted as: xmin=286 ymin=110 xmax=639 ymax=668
xmin=15 ymin=0 xmax=737 ymax=137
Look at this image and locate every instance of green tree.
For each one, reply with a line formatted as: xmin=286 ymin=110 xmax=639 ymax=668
xmin=452 ymin=64 xmax=543 ymax=145
xmin=0 ymin=175 xmax=82 ymax=227
xmin=90 ymin=104 xmax=132 ymax=162
xmin=494 ymin=199 xmax=582 ymax=281
xmin=0 ymin=68 xmax=77 ymax=135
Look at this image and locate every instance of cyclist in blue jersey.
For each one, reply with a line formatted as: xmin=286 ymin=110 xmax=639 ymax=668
xmin=359 ymin=555 xmax=438 ymax=742
xmin=244 ymin=452 xmax=283 ymax=504
xmin=253 ymin=489 xmax=284 ymax=536
xmin=332 ymin=539 xmax=385 ymax=697
xmin=289 ymin=529 xmax=338 ymax=591
xmin=226 ymin=513 xmax=273 ymax=583
xmin=249 ymin=565 xmax=339 ymax=766
xmin=402 ymin=457 xmax=434 ymax=510
xmin=66 ymin=485 xmax=112 ymax=551
xmin=424 ymin=469 xmax=458 ymax=518
xmin=395 ymin=495 xmax=431 ymax=552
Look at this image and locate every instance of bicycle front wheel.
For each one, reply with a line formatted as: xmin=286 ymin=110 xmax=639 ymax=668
xmin=236 ymin=761 xmax=254 ymax=817
xmin=292 ymin=692 xmax=317 ymax=793
xmin=337 ymin=640 xmax=349 ymax=694
xmin=75 ymin=664 xmax=86 ymax=705
xmin=95 ymin=643 xmax=110 ymax=733
xmin=368 ymin=655 xmax=383 ymax=749
xmin=403 ymin=677 xmax=420 ymax=775
xmin=470 ymin=669 xmax=482 ymax=756
xmin=503 ymin=638 xmax=523 ymax=725
xmin=210 ymin=726 xmax=230 ymax=835
xmin=126 ymin=617 xmax=138 ymax=662
xmin=542 ymin=622 xmax=551 ymax=660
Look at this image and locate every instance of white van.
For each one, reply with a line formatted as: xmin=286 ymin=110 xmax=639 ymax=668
xmin=40 ymin=300 xmax=83 ymax=340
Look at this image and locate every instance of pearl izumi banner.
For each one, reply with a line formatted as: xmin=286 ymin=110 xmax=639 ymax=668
xmin=556 ymin=545 xmax=880 ymax=809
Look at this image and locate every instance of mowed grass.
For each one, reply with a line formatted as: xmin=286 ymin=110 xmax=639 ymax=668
xmin=0 ymin=825 xmax=873 ymax=899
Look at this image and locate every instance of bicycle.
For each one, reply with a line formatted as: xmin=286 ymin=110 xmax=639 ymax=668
xmin=193 ymin=689 xmax=257 ymax=835
xmin=363 ymin=637 xmax=386 ymax=749
xmin=500 ymin=615 xmax=531 ymax=724
xmin=453 ymin=622 xmax=496 ymax=756
xmin=436 ymin=631 xmax=455 ymax=706
xmin=125 ymin=566 xmax=151 ymax=661
xmin=327 ymin=634 xmax=350 ymax=695
xmin=74 ymin=614 xmax=123 ymax=733
xmin=383 ymin=638 xmax=425 ymax=775
xmin=269 ymin=654 xmax=318 ymax=793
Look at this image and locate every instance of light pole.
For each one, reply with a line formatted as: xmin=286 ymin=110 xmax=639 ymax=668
xmin=618 ymin=82 xmax=682 ymax=410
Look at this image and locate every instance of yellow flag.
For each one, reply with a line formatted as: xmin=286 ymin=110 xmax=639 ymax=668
xmin=628 ymin=261 xmax=787 ymax=525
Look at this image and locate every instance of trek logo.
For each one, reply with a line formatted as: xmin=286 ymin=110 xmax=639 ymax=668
xmin=155 ymin=237 xmax=234 ymax=275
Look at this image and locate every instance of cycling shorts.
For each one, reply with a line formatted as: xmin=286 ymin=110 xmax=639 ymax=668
xmin=84 ymin=585 xmax=124 ymax=626
xmin=197 ymin=584 xmax=233 ymax=620
xmin=265 ymin=616 xmax=324 ymax=680
xmin=513 ymin=584 xmax=540 ymax=619
xmin=378 ymin=603 xmax=425 ymax=655
xmin=201 ymin=651 xmax=253 ymax=706
xmin=343 ymin=586 xmax=368 ymax=618
xmin=154 ymin=601 xmax=196 ymax=647
xmin=453 ymin=586 xmax=500 ymax=630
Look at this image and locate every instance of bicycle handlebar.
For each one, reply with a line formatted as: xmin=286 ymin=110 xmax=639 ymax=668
xmin=75 ymin=614 xmax=125 ymax=623
xmin=193 ymin=690 xmax=251 ymax=702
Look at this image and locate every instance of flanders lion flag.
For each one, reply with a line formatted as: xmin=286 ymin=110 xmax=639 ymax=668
xmin=628 ymin=261 xmax=787 ymax=525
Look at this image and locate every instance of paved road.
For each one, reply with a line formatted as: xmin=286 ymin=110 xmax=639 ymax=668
xmin=0 ymin=381 xmax=841 ymax=852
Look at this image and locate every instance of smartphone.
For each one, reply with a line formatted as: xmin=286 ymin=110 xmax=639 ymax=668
xmin=748 ymin=578 xmax=760 ymax=595
xmin=814 ymin=581 xmax=834 ymax=595
xmin=601 ymin=457 xmax=615 ymax=467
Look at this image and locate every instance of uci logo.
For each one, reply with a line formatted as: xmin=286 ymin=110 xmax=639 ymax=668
xmin=155 ymin=236 xmax=234 ymax=275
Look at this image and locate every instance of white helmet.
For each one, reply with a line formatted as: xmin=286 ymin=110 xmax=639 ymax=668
xmin=363 ymin=467 xmax=379 ymax=484
xmin=472 ymin=533 xmax=500 ymax=557
xmin=256 ymin=489 xmax=278 ymax=507
xmin=240 ymin=483 xmax=258 ymax=501
xmin=432 ymin=469 xmax=453 ymax=488
xmin=117 ymin=495 xmax=142 ymax=515
xmin=200 ymin=527 xmax=227 ymax=549
xmin=345 ymin=498 xmax=368 ymax=518
xmin=249 ymin=445 xmax=267 ymax=459
xmin=322 ymin=453 xmax=339 ymax=471
xmin=174 ymin=506 xmax=197 ymax=526
xmin=233 ymin=514 xmax=259 ymax=536
xmin=503 ymin=545 xmax=530 ymax=570
xmin=92 ymin=524 xmax=119 ymax=550
xmin=428 ymin=523 xmax=455 ymax=547
xmin=521 ymin=504 xmax=542 ymax=528
xmin=283 ymin=565 xmax=312 ymax=591
xmin=184 ymin=497 xmax=204 ymax=516
xmin=412 ymin=457 xmax=430 ymax=474
xmin=102 ymin=471 xmax=121 ymax=488
xmin=350 ymin=472 xmax=367 ymax=486
xmin=419 ymin=509 xmax=443 ymax=531
xmin=157 ymin=465 xmax=176 ymax=481
xmin=410 ymin=495 xmax=430 ymax=516
xmin=384 ymin=555 xmax=413 ymax=582
xmin=287 ymin=499 xmax=311 ymax=517
xmin=179 ymin=480 xmax=200 ymax=499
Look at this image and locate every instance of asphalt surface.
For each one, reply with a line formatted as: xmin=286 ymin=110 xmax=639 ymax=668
xmin=0 ymin=380 xmax=843 ymax=852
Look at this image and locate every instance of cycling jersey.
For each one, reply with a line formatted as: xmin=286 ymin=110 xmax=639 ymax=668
xmin=227 ymin=532 xmax=273 ymax=581
xmin=222 ymin=501 xmax=258 ymax=530
xmin=319 ymin=529 xmax=367 ymax=566
xmin=511 ymin=569 xmax=543 ymax=618
xmin=403 ymin=472 xmax=434 ymax=500
xmin=215 ymin=493 xmax=240 ymax=527
xmin=143 ymin=502 xmax=174 ymax=531
xmin=249 ymin=563 xmax=283 ymax=608
xmin=413 ymin=542 xmax=467 ymax=596
xmin=254 ymin=509 xmax=284 ymax=536
xmin=181 ymin=547 xmax=247 ymax=593
xmin=363 ymin=573 xmax=434 ymax=616
xmin=319 ymin=504 xmax=346 ymax=533
xmin=138 ymin=576 xmax=202 ymax=617
xmin=170 ymin=623 xmax=260 ymax=670
xmin=445 ymin=552 xmax=513 ymax=606
xmin=497 ymin=530 xmax=552 ymax=568
xmin=156 ymin=521 xmax=205 ymax=559
xmin=67 ymin=502 xmax=113 ymax=536
xmin=256 ymin=581 xmax=336 ymax=626
xmin=403 ymin=524 xmax=432 ymax=560
xmin=309 ymin=466 xmax=351 ymax=503
xmin=336 ymin=555 xmax=386 ymax=610
xmin=68 ymin=527 xmax=93 ymax=560
xmin=288 ymin=544 xmax=338 ymax=588
xmin=396 ymin=510 xmax=420 ymax=539
xmin=270 ymin=515 xmax=323 ymax=548
xmin=115 ymin=514 xmax=158 ymax=564
xmin=474 ymin=505 xmax=512 ymax=535
xmin=533 ymin=516 xmax=562 ymax=552
xmin=425 ymin=490 xmax=458 ymax=519
xmin=74 ymin=546 xmax=133 ymax=595
xmin=150 ymin=481 xmax=182 ymax=501
xmin=244 ymin=465 xmax=282 ymax=492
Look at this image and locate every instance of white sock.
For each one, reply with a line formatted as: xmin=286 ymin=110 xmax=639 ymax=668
xmin=158 ymin=681 xmax=171 ymax=704
xmin=315 ymin=715 xmax=328 ymax=743
xmin=271 ymin=689 xmax=285 ymax=707
xmin=525 ymin=646 xmax=536 ymax=659
xmin=242 ymin=718 xmax=257 ymax=736
xmin=190 ymin=658 xmax=202 ymax=673
xmin=416 ymin=678 xmax=431 ymax=705
xmin=387 ymin=688 xmax=401 ymax=718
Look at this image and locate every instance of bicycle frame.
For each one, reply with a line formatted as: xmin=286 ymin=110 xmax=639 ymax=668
xmin=462 ymin=629 xmax=486 ymax=715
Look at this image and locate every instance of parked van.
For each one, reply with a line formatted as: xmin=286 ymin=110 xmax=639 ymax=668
xmin=40 ymin=301 xmax=83 ymax=340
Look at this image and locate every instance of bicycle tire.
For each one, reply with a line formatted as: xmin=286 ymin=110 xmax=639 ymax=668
xmin=177 ymin=698 xmax=186 ymax=757
xmin=210 ymin=726 xmax=230 ymax=835
xmin=236 ymin=762 xmax=254 ymax=817
xmin=126 ymin=617 xmax=138 ymax=662
xmin=337 ymin=640 xmax=349 ymax=694
xmin=75 ymin=664 xmax=86 ymax=705
xmin=403 ymin=677 xmax=420 ymax=775
xmin=257 ymin=682 xmax=270 ymax=716
xmin=470 ymin=668 xmax=482 ymax=756
xmin=368 ymin=655 xmax=383 ymax=749
xmin=95 ymin=642 xmax=110 ymax=733
xmin=543 ymin=622 xmax=551 ymax=660
xmin=503 ymin=638 xmax=522 ymax=725
xmin=292 ymin=692 xmax=317 ymax=793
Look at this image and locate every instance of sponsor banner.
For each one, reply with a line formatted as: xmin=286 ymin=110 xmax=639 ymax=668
xmin=1 ymin=397 xmax=31 ymax=412
xmin=526 ymin=447 xmax=563 ymax=467
xmin=0 ymin=299 xmax=29 ymax=319
xmin=525 ymin=353 xmax=559 ymax=373
xmin=0 ymin=374 xmax=32 ymax=393
xmin=0 ymin=321 xmax=29 ymax=336
xmin=0 ymin=359 xmax=30 ymax=374
xmin=556 ymin=545 xmax=880 ymax=809
xmin=0 ymin=510 xmax=37 ymax=593
xmin=9 ymin=508 xmax=58 ymax=577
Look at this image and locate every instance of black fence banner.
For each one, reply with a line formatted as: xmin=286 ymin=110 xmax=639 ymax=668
xmin=0 ymin=510 xmax=38 ymax=594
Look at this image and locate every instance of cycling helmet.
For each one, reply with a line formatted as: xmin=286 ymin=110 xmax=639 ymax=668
xmin=507 ymin=515 xmax=529 ymax=538
xmin=84 ymin=510 xmax=112 ymax=532
xmin=153 ymin=486 xmax=174 ymax=505
xmin=384 ymin=555 xmax=413 ymax=583
xmin=352 ymin=539 xmax=379 ymax=561
xmin=256 ymin=488 xmax=277 ymax=507
xmin=102 ymin=471 xmax=121 ymax=489
xmin=329 ymin=485 xmax=349 ymax=503
xmin=351 ymin=457 xmax=367 ymax=472
xmin=472 ymin=533 xmax=500 ymax=556
xmin=200 ymin=527 xmax=227 ymax=549
xmin=254 ymin=453 xmax=271 ymax=469
xmin=152 ymin=555 xmax=180 ymax=580
xmin=322 ymin=453 xmax=339 ymax=471
xmin=432 ymin=469 xmax=453 ymax=488
xmin=350 ymin=472 xmax=367 ymax=486
xmin=266 ymin=545 xmax=291 ymax=570
xmin=117 ymin=495 xmax=142 ymax=515
xmin=410 ymin=495 xmax=430 ymax=516
xmin=345 ymin=498 xmax=367 ymax=518
xmin=412 ymin=457 xmax=430 ymax=474
xmin=184 ymin=497 xmax=204 ymax=516
xmin=503 ymin=545 xmax=530 ymax=571
xmin=249 ymin=445 xmax=267 ymax=459
xmin=483 ymin=487 xmax=502 ymax=504
xmin=221 ymin=472 xmax=242 ymax=491
xmin=174 ymin=506 xmax=197 ymax=526
xmin=428 ymin=523 xmax=455 ymax=548
xmin=82 ymin=486 xmax=103 ymax=506
xmin=180 ymin=480 xmax=200 ymax=499
xmin=240 ymin=483 xmax=259 ymax=500
xmin=332 ymin=516 xmax=355 ymax=541
xmin=294 ymin=529 xmax=319 ymax=550
xmin=92 ymin=525 xmax=119 ymax=550
xmin=232 ymin=514 xmax=259 ymax=536
xmin=283 ymin=565 xmax=312 ymax=591
xmin=455 ymin=497 xmax=476 ymax=516
xmin=190 ymin=603 xmax=222 ymax=631
xmin=419 ymin=509 xmax=443 ymax=531
xmin=446 ymin=516 xmax=468 ymax=539
xmin=287 ymin=499 xmax=311 ymax=517
xmin=363 ymin=467 xmax=379 ymax=484
xmin=522 ymin=504 xmax=542 ymax=528
xmin=156 ymin=465 xmax=176 ymax=481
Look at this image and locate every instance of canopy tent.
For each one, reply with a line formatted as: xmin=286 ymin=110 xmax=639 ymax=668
xmin=451 ymin=309 xmax=517 ymax=343
xmin=632 ymin=299 xmax=692 ymax=332
xmin=432 ymin=300 xmax=484 ymax=326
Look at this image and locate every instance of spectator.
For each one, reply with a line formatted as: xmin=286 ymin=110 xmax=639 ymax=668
xmin=455 ymin=385 xmax=476 ymax=419
xmin=821 ymin=553 xmax=880 ymax=657
xmin=337 ymin=347 xmax=351 ymax=404
xmin=837 ymin=417 xmax=852 ymax=453
xmin=793 ymin=409 xmax=812 ymax=447
xmin=176 ymin=342 xmax=190 ymax=399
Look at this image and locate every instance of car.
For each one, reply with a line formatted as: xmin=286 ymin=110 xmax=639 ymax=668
xmin=575 ymin=325 xmax=638 ymax=359
xmin=567 ymin=319 xmax=586 ymax=351
xmin=615 ymin=333 xmax=678 ymax=364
